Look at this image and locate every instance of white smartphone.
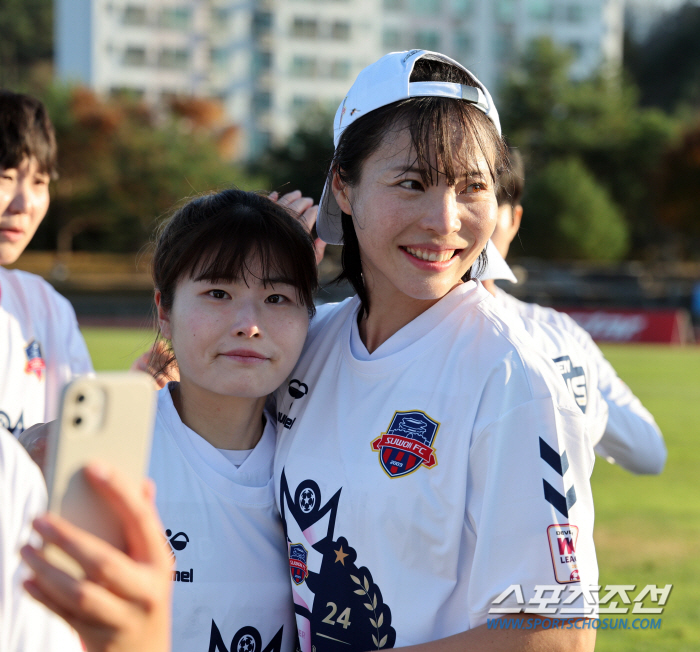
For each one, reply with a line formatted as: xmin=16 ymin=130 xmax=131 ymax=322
xmin=44 ymin=372 xmax=157 ymax=578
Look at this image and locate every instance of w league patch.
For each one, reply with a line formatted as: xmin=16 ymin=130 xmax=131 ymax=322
xmin=547 ymin=524 xmax=580 ymax=583
xmin=24 ymin=339 xmax=46 ymax=380
xmin=371 ymin=410 xmax=439 ymax=478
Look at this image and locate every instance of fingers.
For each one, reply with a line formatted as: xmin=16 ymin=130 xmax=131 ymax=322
xmin=130 ymin=352 xmax=150 ymax=373
xmin=82 ymin=464 xmax=170 ymax=570
xmin=314 ymin=238 xmax=327 ymax=266
xmin=21 ymin=543 xmax=130 ymax=628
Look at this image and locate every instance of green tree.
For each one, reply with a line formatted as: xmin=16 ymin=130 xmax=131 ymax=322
xmin=520 ymin=158 xmax=629 ymax=261
xmin=499 ymin=38 xmax=678 ymax=259
xmin=0 ymin=0 xmax=53 ymax=87
xmin=250 ymin=107 xmax=335 ymax=205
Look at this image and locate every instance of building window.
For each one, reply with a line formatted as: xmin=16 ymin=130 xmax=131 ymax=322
xmin=495 ymin=0 xmax=516 ymax=23
xmin=292 ymin=17 xmax=318 ymax=38
xmin=383 ymin=28 xmax=402 ymax=49
xmin=291 ymin=95 xmax=314 ymax=118
xmin=383 ymin=0 xmax=404 ymax=10
xmin=211 ymin=7 xmax=229 ymax=29
xmin=567 ymin=40 xmax=584 ymax=59
xmin=158 ymin=48 xmax=189 ymax=69
xmin=526 ymin=0 xmax=552 ymax=20
xmin=123 ymin=46 xmax=146 ymax=66
xmin=291 ymin=56 xmax=317 ymax=78
xmin=452 ymin=0 xmax=474 ymax=12
xmin=123 ymin=5 xmax=146 ymax=26
xmin=157 ymin=7 xmax=190 ymax=30
xmin=251 ymin=131 xmax=272 ymax=155
xmin=415 ymin=30 xmax=440 ymax=51
xmin=412 ymin=0 xmax=441 ymax=14
xmin=252 ymin=51 xmax=273 ymax=75
xmin=253 ymin=12 xmax=273 ymax=36
xmin=455 ymin=31 xmax=473 ymax=57
xmin=566 ymin=4 xmax=585 ymax=23
xmin=330 ymin=59 xmax=351 ymax=79
xmin=110 ymin=86 xmax=144 ymax=100
xmin=331 ymin=21 xmax=350 ymax=40
xmin=253 ymin=92 xmax=272 ymax=112
xmin=210 ymin=47 xmax=229 ymax=70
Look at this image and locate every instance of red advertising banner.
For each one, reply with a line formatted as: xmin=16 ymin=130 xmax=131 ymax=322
xmin=560 ymin=308 xmax=695 ymax=344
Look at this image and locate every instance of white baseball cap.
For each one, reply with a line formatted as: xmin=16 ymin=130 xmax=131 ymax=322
xmin=477 ymin=240 xmax=518 ymax=283
xmin=317 ymin=49 xmax=501 ymax=245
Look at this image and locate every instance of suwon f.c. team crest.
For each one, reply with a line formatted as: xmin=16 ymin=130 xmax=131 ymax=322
xmin=24 ymin=339 xmax=46 ymax=380
xmin=371 ymin=410 xmax=440 ymax=478
xmin=289 ymin=543 xmax=309 ymax=585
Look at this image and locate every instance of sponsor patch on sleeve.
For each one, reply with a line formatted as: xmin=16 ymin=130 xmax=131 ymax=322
xmin=547 ymin=524 xmax=580 ymax=584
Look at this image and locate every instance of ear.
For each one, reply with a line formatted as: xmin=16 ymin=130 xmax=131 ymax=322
xmin=155 ymin=290 xmax=172 ymax=340
xmin=331 ymin=170 xmax=352 ymax=215
xmin=510 ymin=204 xmax=523 ymax=236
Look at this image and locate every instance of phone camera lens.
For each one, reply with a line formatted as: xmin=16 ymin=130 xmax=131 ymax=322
xmin=77 ymin=395 xmax=85 ymax=403
xmin=74 ymin=417 xmax=83 ymax=426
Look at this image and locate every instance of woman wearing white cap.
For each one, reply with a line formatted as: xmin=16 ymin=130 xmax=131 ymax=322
xmin=273 ymin=50 xmax=598 ymax=650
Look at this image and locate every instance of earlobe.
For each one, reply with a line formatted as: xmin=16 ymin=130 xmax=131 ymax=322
xmin=331 ymin=171 xmax=352 ymax=215
xmin=154 ymin=291 xmax=172 ymax=340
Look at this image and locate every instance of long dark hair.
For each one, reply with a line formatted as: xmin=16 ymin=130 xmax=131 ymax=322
xmin=330 ymin=57 xmax=509 ymax=318
xmin=150 ymin=189 xmax=318 ymax=372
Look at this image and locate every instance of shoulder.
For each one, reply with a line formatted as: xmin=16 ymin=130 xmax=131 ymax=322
xmin=2 ymin=268 xmax=78 ymax=319
xmin=306 ymin=297 xmax=357 ymax=343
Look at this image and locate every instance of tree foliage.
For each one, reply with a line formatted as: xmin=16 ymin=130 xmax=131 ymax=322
xmin=499 ymin=38 xmax=679 ymax=260
xmin=0 ymin=0 xmax=53 ymax=87
xmin=249 ymin=107 xmax=335 ymax=205
xmin=30 ymin=87 xmax=266 ymax=253
xmin=626 ymin=3 xmax=700 ymax=113
xmin=521 ymin=158 xmax=629 ymax=261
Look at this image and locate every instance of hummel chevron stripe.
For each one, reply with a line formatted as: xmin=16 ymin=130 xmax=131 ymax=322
xmin=543 ymin=480 xmax=578 ymax=518
xmin=539 ymin=437 xmax=569 ymax=476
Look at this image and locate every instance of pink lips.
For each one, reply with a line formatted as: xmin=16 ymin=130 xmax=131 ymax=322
xmin=220 ymin=348 xmax=269 ymax=364
xmin=0 ymin=227 xmax=25 ymax=243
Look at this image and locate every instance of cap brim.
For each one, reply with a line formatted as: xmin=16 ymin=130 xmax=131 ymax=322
xmin=317 ymin=177 xmax=345 ymax=245
xmin=478 ymin=240 xmax=518 ymax=283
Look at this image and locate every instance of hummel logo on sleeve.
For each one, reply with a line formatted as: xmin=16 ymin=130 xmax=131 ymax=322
xmin=539 ymin=438 xmax=577 ymax=518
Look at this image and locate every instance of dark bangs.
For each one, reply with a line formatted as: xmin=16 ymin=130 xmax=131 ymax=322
xmin=0 ymin=90 xmax=58 ymax=179
xmin=153 ymin=189 xmax=318 ymax=315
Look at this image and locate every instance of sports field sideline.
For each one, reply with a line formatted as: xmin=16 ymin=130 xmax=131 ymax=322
xmin=81 ymin=327 xmax=700 ymax=652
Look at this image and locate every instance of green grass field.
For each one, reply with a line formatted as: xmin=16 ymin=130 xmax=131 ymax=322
xmin=81 ymin=328 xmax=700 ymax=649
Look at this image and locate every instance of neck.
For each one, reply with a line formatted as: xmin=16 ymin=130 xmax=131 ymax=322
xmin=171 ymin=379 xmax=266 ymax=450
xmin=359 ymin=283 xmax=462 ymax=354
xmin=482 ymin=279 xmax=497 ymax=297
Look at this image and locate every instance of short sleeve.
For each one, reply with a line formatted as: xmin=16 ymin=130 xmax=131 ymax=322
xmin=465 ymin=398 xmax=598 ymax=627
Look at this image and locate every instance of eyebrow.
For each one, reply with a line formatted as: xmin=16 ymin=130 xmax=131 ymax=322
xmin=262 ymin=276 xmax=298 ymax=286
xmin=388 ymin=166 xmax=487 ymax=178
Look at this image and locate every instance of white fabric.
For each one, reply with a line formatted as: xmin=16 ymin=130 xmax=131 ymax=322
xmin=274 ymin=282 xmax=598 ymax=650
xmin=0 ymin=268 xmax=93 ymax=437
xmin=217 ymin=447 xmax=253 ymax=469
xmin=149 ymin=385 xmax=296 ymax=652
xmin=487 ymin=290 xmax=609 ymax=447
xmin=476 ymin=240 xmax=518 ymax=283
xmin=494 ymin=287 xmax=666 ymax=475
xmin=0 ymin=428 xmax=82 ymax=652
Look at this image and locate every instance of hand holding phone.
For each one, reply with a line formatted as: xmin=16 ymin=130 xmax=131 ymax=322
xmin=44 ymin=372 xmax=156 ymax=578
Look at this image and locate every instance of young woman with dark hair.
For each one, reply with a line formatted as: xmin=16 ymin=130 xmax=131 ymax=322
xmin=23 ymin=188 xmax=319 ymax=652
xmin=273 ymin=50 xmax=598 ymax=651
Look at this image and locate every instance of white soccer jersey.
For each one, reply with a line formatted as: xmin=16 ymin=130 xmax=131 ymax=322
xmin=493 ymin=287 xmax=666 ymax=474
xmin=0 ymin=428 xmax=82 ymax=652
xmin=149 ymin=385 xmax=297 ymax=652
xmin=274 ymin=282 xmax=598 ymax=650
xmin=0 ymin=267 xmax=93 ymax=436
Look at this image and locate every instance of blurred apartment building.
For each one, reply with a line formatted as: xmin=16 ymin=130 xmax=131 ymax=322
xmin=56 ymin=0 xmax=623 ymax=159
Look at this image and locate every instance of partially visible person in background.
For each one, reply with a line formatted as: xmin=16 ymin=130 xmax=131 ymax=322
xmin=0 ymin=427 xmax=82 ymax=652
xmin=0 ymin=90 xmax=93 ymax=438
xmin=482 ymin=148 xmax=667 ymax=475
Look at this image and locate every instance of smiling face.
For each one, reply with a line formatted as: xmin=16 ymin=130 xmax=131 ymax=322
xmin=333 ymin=127 xmax=498 ymax=306
xmin=157 ymin=262 xmax=310 ymax=400
xmin=0 ymin=156 xmax=50 ymax=266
